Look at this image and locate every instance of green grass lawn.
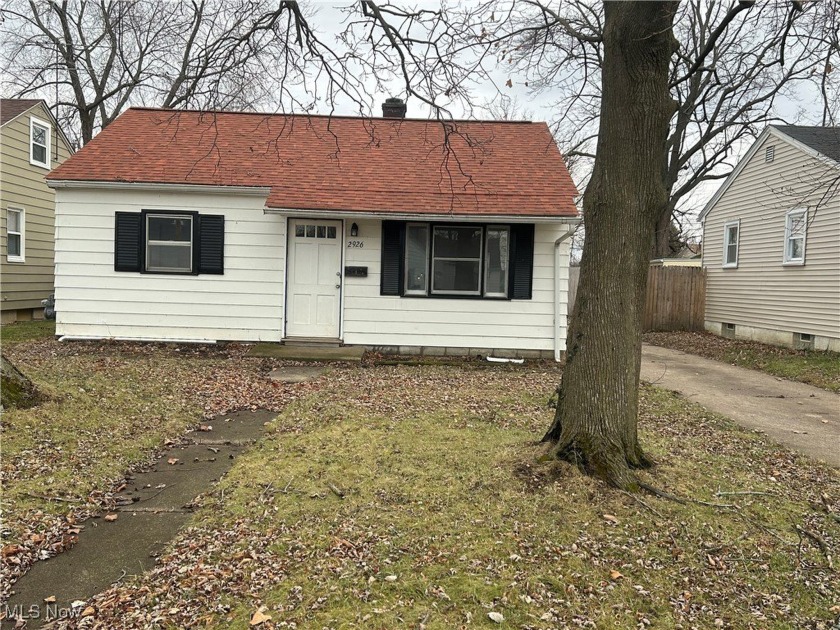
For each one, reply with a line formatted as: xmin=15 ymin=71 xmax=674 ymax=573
xmin=644 ymin=331 xmax=840 ymax=392
xmin=0 ymin=319 xmax=56 ymax=344
xmin=74 ymin=363 xmax=838 ymax=629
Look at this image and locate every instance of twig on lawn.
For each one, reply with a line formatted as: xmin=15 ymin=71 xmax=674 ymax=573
xmin=328 ymin=482 xmax=345 ymax=499
xmin=618 ymin=489 xmax=664 ymax=519
xmin=111 ymin=569 xmax=127 ymax=585
xmin=715 ymin=488 xmax=778 ymax=497
xmin=794 ymin=524 xmax=834 ymax=569
xmin=282 ymin=477 xmax=295 ymax=493
xmin=24 ymin=492 xmax=79 ymax=503
xmin=639 ymin=483 xmax=740 ymax=510
xmin=643 ymin=364 xmax=668 ymax=385
xmin=259 ymin=482 xmax=274 ymax=502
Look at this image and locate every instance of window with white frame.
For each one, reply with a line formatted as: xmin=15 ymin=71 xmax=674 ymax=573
xmin=783 ymin=208 xmax=807 ymax=265
xmin=6 ymin=207 xmax=24 ymax=262
xmin=484 ymin=226 xmax=510 ymax=297
xmin=145 ymin=214 xmax=193 ymax=273
xmin=404 ymin=223 xmax=430 ymax=295
xmin=431 ymin=225 xmax=484 ymax=295
xmin=30 ymin=117 xmax=51 ymax=168
xmin=722 ymin=220 xmax=740 ymax=268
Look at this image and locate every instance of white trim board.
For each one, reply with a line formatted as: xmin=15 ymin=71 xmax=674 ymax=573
xmin=265 ymin=207 xmax=580 ymax=224
xmin=48 ymin=180 xmax=272 ymax=197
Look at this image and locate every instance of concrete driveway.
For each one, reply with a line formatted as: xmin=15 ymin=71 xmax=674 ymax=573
xmin=641 ymin=343 xmax=840 ymax=467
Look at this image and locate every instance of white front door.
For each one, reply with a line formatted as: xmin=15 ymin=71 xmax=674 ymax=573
xmin=286 ymin=219 xmax=342 ymax=338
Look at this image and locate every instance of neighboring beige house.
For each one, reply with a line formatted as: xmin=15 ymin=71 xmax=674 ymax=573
xmin=1 ymin=99 xmax=73 ymax=323
xmin=700 ymin=125 xmax=840 ymax=352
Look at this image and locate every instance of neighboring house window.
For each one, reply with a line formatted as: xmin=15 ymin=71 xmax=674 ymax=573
xmin=30 ymin=117 xmax=51 ymax=169
xmin=6 ymin=207 xmax=24 ymax=262
xmin=382 ymin=221 xmax=533 ymax=299
xmin=783 ymin=208 xmax=807 ymax=265
xmin=722 ymin=220 xmax=740 ymax=268
xmin=146 ymin=214 xmax=193 ymax=273
xmin=113 ymin=210 xmax=225 ymax=275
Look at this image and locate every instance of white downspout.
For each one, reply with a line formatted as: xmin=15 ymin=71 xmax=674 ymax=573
xmin=554 ymin=224 xmax=577 ymax=362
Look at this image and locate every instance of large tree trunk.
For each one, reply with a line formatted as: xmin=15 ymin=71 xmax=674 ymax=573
xmin=543 ymin=1 xmax=679 ymax=490
xmin=652 ymin=209 xmax=676 ymax=259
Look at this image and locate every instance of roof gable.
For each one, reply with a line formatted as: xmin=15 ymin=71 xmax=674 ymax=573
xmin=772 ymin=125 xmax=840 ymax=164
xmin=47 ymin=108 xmax=579 ymax=218
xmin=699 ymin=125 xmax=840 ymax=220
xmin=1 ymin=99 xmax=45 ymax=126
xmin=1 ymin=98 xmax=75 ymax=154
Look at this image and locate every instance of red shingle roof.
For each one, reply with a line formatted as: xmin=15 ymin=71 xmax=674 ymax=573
xmin=48 ymin=108 xmax=579 ymax=217
xmin=1 ymin=99 xmax=45 ymax=126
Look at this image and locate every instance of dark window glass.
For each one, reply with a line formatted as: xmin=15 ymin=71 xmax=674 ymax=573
xmin=405 ymin=224 xmax=429 ymax=294
xmin=32 ymin=144 xmax=46 ymax=164
xmin=148 ymin=217 xmax=191 ymax=242
xmin=295 ymin=225 xmax=305 ymax=237
xmin=317 ymin=225 xmax=326 ymax=238
xmin=306 ymin=225 xmax=316 ymax=238
xmin=327 ymin=226 xmax=336 ymax=239
xmin=484 ymin=227 xmax=509 ymax=296
xmin=433 ymin=260 xmax=481 ymax=293
xmin=432 ymin=226 xmax=482 ymax=258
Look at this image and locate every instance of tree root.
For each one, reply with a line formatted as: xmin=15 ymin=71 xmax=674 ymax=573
xmin=553 ymin=441 xmax=650 ymax=491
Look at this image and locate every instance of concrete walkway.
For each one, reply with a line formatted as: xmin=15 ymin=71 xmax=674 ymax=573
xmin=3 ymin=410 xmax=277 ymax=629
xmin=641 ymin=344 xmax=840 ymax=467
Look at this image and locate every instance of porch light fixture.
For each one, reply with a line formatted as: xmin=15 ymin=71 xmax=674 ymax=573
xmin=350 ymin=222 xmax=359 ymax=237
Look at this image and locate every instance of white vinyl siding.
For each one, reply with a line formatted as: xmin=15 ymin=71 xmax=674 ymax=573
xmin=703 ymin=136 xmax=840 ymax=341
xmin=53 ymin=188 xmax=283 ymax=342
xmin=342 ymin=219 xmax=570 ymax=351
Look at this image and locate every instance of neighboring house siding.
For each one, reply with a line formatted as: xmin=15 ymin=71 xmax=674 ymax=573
xmin=703 ymin=137 xmax=840 ymax=346
xmin=53 ymin=188 xmax=284 ymax=342
xmin=341 ymin=219 xmax=569 ymax=352
xmin=0 ymin=102 xmax=72 ymax=313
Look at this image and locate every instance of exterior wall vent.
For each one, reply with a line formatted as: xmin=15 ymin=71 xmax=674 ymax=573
xmin=795 ymin=332 xmax=815 ymax=350
xmin=765 ymin=145 xmax=775 ymax=163
xmin=722 ymin=322 xmax=736 ymax=338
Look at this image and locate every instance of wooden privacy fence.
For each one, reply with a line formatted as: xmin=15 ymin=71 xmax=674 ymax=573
xmin=567 ymin=265 xmax=706 ymax=332
xmin=643 ymin=266 xmax=706 ymax=331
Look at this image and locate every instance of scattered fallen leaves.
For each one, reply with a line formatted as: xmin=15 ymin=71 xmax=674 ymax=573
xmin=249 ymin=606 xmax=271 ymax=626
xmin=103 ymin=514 xmax=118 ymax=522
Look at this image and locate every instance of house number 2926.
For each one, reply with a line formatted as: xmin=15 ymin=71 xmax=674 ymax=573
xmin=347 ymin=240 xmax=364 ymax=248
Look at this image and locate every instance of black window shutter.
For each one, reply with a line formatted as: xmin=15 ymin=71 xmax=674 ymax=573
xmin=509 ymin=223 xmax=535 ymax=299
xmin=197 ymin=214 xmax=225 ymax=274
xmin=114 ymin=212 xmax=142 ymax=272
xmin=380 ymin=221 xmax=405 ymax=295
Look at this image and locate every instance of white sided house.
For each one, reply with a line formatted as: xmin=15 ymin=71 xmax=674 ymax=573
xmin=700 ymin=125 xmax=840 ymax=352
xmin=46 ymin=105 xmax=580 ymax=359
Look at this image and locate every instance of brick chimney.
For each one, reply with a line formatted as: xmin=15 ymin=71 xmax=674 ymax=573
xmin=381 ymin=97 xmax=407 ymax=119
